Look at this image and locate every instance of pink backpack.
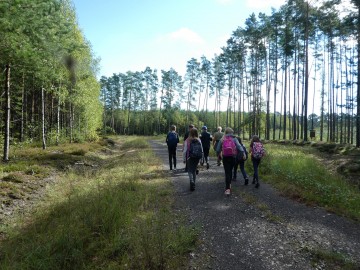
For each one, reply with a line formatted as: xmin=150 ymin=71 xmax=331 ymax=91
xmin=252 ymin=142 xmax=265 ymax=159
xmin=222 ymin=137 xmax=237 ymax=157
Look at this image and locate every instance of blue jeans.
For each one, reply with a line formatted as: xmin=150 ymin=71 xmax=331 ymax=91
xmin=233 ymin=160 xmax=248 ymax=180
xmin=252 ymin=157 xmax=261 ymax=182
xmin=223 ymin=156 xmax=236 ymax=189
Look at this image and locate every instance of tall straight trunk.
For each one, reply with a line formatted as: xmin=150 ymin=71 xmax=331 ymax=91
xmin=293 ymin=51 xmax=297 ymax=141
xmin=42 ymin=87 xmax=46 ymax=150
xmin=273 ymin=39 xmax=279 ymax=141
xmin=3 ymin=64 xmax=10 ymax=162
xmin=303 ymin=2 xmax=309 ymax=141
xmin=279 ymin=68 xmax=284 ymax=140
xmin=339 ymin=44 xmax=344 ymax=144
xmin=320 ymin=38 xmax=326 ymax=141
xmin=357 ymin=3 xmax=360 ymax=147
xmin=21 ymin=72 xmax=25 ymax=142
xmin=265 ymin=44 xmax=271 ymax=140
xmin=288 ymin=66 xmax=292 ymax=139
xmin=283 ymin=59 xmax=287 ymax=140
xmin=56 ymin=95 xmax=61 ymax=145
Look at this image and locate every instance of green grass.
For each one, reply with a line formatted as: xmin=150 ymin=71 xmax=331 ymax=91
xmin=248 ymin=144 xmax=360 ymax=222
xmin=302 ymin=247 xmax=358 ymax=270
xmin=0 ymin=137 xmax=197 ymax=270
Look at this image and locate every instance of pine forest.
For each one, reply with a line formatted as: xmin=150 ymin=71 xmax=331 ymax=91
xmin=1 ymin=0 xmax=360 ymax=163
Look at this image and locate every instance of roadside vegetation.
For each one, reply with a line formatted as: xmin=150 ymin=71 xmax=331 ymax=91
xmin=0 ymin=136 xmax=197 ymax=269
xmin=242 ymin=142 xmax=360 ymax=222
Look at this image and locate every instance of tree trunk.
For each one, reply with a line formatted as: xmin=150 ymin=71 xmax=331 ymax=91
xmin=303 ymin=2 xmax=309 ymax=141
xmin=357 ymin=3 xmax=360 ymax=147
xmin=3 ymin=64 xmax=10 ymax=162
xmin=42 ymin=87 xmax=46 ymax=150
xmin=21 ymin=72 xmax=25 ymax=142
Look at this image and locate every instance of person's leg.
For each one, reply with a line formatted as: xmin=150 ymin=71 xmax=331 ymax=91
xmin=168 ymin=147 xmax=173 ymax=170
xmin=187 ymin=158 xmax=198 ymax=190
xmin=171 ymin=147 xmax=177 ymax=169
xmin=223 ymin=157 xmax=235 ymax=190
xmin=252 ymin=158 xmax=260 ymax=187
xmin=233 ymin=160 xmax=239 ymax=181
xmin=239 ymin=161 xmax=248 ymax=184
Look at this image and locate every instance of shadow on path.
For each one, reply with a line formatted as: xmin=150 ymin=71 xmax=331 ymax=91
xmin=150 ymin=140 xmax=360 ymax=270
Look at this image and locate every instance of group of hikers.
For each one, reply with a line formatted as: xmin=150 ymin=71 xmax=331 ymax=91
xmin=165 ymin=124 xmax=265 ymax=195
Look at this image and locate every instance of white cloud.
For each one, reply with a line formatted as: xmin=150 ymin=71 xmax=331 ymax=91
xmin=167 ymin=28 xmax=204 ymax=44
xmin=246 ymin=0 xmax=286 ymax=9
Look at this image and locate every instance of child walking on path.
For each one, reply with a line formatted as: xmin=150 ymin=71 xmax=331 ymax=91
xmin=166 ymin=125 xmax=180 ymax=171
xmin=183 ymin=128 xmax=204 ymax=191
xmin=249 ymin=135 xmax=265 ymax=188
xmin=216 ymin=128 xmax=244 ymax=195
xmin=233 ymin=137 xmax=249 ymax=185
xmin=200 ymin=126 xmax=212 ymax=169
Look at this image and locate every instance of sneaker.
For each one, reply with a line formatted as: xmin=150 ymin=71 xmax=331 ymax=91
xmin=206 ymin=163 xmax=210 ymax=169
xmin=255 ymin=182 xmax=260 ymax=188
xmin=244 ymin=178 xmax=249 ymax=185
xmin=217 ymin=162 xmax=221 ymax=166
xmin=190 ymin=182 xmax=195 ymax=191
xmin=224 ymin=189 xmax=231 ymax=195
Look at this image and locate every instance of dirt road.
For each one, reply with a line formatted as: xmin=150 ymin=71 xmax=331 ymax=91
xmin=150 ymin=140 xmax=360 ymax=270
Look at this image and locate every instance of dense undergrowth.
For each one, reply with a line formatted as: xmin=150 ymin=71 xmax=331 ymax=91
xmin=0 ymin=137 xmax=197 ymax=269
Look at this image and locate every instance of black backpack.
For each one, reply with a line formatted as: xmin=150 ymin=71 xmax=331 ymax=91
xmin=189 ymin=139 xmax=202 ymax=159
xmin=236 ymin=143 xmax=248 ymax=161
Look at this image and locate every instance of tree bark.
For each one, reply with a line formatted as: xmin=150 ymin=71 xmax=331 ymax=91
xmin=42 ymin=87 xmax=46 ymax=150
xmin=3 ymin=64 xmax=10 ymax=162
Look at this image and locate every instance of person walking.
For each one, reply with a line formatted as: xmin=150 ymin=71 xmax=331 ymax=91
xmin=249 ymin=135 xmax=265 ymax=188
xmin=183 ymin=128 xmax=203 ymax=191
xmin=233 ymin=137 xmax=249 ymax=185
xmin=216 ymin=128 xmax=244 ymax=195
xmin=213 ymin=127 xmax=224 ymax=166
xmin=166 ymin=125 xmax=180 ymax=171
xmin=200 ymin=126 xmax=212 ymax=169
xmin=183 ymin=124 xmax=194 ymax=172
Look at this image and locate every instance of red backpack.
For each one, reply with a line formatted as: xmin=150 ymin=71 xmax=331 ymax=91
xmin=222 ymin=137 xmax=237 ymax=157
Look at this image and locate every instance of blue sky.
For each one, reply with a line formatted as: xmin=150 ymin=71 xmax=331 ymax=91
xmin=73 ymin=0 xmax=287 ymax=78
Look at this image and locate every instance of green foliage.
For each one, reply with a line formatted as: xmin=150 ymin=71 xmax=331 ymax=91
xmin=0 ymin=137 xmax=196 ymax=269
xmin=259 ymin=144 xmax=360 ymax=221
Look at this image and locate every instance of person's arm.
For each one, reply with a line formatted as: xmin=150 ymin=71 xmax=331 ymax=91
xmin=234 ymin=138 xmax=244 ymax=159
xmin=216 ymin=139 xmax=222 ymax=154
xmin=198 ymin=138 xmax=204 ymax=159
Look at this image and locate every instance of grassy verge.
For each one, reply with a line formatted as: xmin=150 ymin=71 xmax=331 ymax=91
xmin=0 ymin=136 xmax=197 ymax=269
xmin=244 ymin=143 xmax=360 ymax=222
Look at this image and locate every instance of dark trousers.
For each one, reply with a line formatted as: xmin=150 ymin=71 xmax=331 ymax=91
xmin=223 ymin=156 xmax=236 ymax=189
xmin=168 ymin=146 xmax=177 ymax=169
xmin=233 ymin=160 xmax=248 ymax=180
xmin=187 ymin=157 xmax=200 ymax=183
xmin=203 ymin=147 xmax=210 ymax=164
xmin=252 ymin=157 xmax=261 ymax=182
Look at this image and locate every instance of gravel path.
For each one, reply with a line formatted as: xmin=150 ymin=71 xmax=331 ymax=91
xmin=150 ymin=140 xmax=360 ymax=270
